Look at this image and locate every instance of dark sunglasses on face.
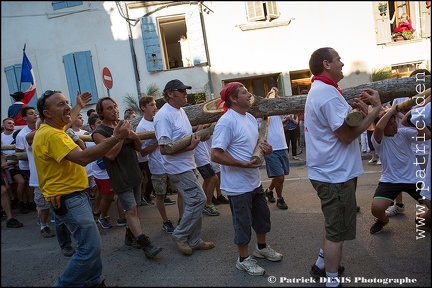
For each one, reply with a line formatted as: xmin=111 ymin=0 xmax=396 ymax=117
xmin=172 ymin=89 xmax=187 ymax=93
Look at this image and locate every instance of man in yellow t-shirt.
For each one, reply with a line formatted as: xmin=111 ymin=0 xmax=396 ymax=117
xmin=33 ymin=90 xmax=131 ymax=287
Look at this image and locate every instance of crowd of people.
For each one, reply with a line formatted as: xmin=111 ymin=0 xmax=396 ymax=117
xmin=1 ymin=47 xmax=430 ymax=287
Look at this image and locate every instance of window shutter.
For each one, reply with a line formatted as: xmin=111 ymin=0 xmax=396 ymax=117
xmin=246 ymin=2 xmax=265 ymax=21
xmin=4 ymin=64 xmax=38 ymax=108
xmin=73 ymin=51 xmax=98 ymax=104
xmin=5 ymin=65 xmax=19 ymax=105
xmin=52 ymin=1 xmax=82 ymax=10
xmin=372 ymin=2 xmax=392 ymax=44
xmin=266 ymin=2 xmax=279 ymax=20
xmin=185 ymin=7 xmax=207 ymax=65
xmin=63 ymin=53 xmax=80 ymax=106
xmin=419 ymin=3 xmax=431 ymax=38
xmin=141 ymin=17 xmax=163 ymax=72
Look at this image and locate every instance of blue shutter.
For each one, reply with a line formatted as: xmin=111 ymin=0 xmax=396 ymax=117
xmin=141 ymin=17 xmax=163 ymax=72
xmin=74 ymin=51 xmax=98 ymax=104
xmin=63 ymin=51 xmax=98 ymax=107
xmin=63 ymin=53 xmax=80 ymax=106
xmin=4 ymin=65 xmax=38 ymax=108
xmin=52 ymin=1 xmax=82 ymax=10
xmin=5 ymin=66 xmax=18 ymax=105
xmin=185 ymin=7 xmax=207 ymax=65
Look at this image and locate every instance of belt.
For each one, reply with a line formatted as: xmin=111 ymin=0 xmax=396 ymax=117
xmin=62 ymin=191 xmax=85 ymax=201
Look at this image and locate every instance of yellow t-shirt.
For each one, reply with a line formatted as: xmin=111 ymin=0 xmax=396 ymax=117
xmin=33 ymin=123 xmax=88 ymax=200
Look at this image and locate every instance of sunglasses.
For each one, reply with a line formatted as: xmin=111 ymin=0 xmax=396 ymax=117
xmin=38 ymin=90 xmax=61 ymax=114
xmin=172 ymin=89 xmax=187 ymax=93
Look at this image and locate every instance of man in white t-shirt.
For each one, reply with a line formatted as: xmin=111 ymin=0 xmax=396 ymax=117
xmin=211 ymin=82 xmax=282 ymax=276
xmin=305 ymin=47 xmax=381 ymax=287
xmin=154 ymin=79 xmax=214 ymax=255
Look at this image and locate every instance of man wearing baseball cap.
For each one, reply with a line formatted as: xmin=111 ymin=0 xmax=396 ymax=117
xmin=154 ymin=79 xmax=215 ymax=255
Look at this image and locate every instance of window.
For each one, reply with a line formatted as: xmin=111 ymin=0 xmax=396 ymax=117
xmin=224 ymin=74 xmax=281 ymax=97
xmin=290 ymin=70 xmax=312 ymax=96
xmin=141 ymin=6 xmax=207 ymax=72
xmin=4 ymin=65 xmax=38 ymax=108
xmin=63 ymin=51 xmax=98 ymax=106
xmin=373 ymin=1 xmax=430 ymax=44
xmin=52 ymin=1 xmax=82 ymax=10
xmin=391 ymin=62 xmax=422 ymax=78
xmin=246 ymin=1 xmax=279 ymax=22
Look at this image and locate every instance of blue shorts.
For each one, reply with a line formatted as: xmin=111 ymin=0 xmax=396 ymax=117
xmin=264 ymin=149 xmax=290 ymax=178
xmin=228 ymin=185 xmax=271 ymax=246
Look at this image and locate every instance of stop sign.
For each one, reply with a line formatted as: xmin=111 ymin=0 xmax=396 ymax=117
xmin=102 ymin=67 xmax=113 ymax=90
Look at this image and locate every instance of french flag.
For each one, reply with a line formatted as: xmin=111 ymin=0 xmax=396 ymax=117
xmin=21 ymin=50 xmax=36 ymax=104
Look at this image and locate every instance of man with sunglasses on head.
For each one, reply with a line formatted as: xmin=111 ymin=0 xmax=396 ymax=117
xmin=33 ymin=90 xmax=131 ymax=287
xmin=154 ymin=79 xmax=215 ymax=255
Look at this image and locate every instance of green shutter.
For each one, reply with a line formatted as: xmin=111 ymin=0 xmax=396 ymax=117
xmin=372 ymin=2 xmax=392 ymax=44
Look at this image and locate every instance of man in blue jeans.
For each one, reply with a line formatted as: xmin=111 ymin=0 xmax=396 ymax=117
xmin=33 ymin=90 xmax=131 ymax=287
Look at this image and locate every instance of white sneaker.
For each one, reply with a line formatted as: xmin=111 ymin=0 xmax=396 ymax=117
xmin=236 ymin=256 xmax=265 ymax=275
xmin=253 ymin=245 xmax=283 ymax=262
xmin=368 ymin=158 xmax=377 ymax=163
xmin=376 ymin=159 xmax=381 ymax=165
xmin=385 ymin=204 xmax=405 ymax=217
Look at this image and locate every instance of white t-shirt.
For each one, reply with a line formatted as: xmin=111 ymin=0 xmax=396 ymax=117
xmin=372 ymin=127 xmax=420 ymax=183
xmin=24 ymin=133 xmax=38 ymax=187
xmin=137 ymin=117 xmax=165 ymax=175
xmin=15 ymin=125 xmax=32 ymax=170
xmin=194 ymin=141 xmax=211 ymax=168
xmin=410 ymin=102 xmax=431 ymax=199
xmin=1 ymin=132 xmax=15 ymax=157
xmin=154 ymin=103 xmax=196 ymax=174
xmin=211 ymin=109 xmax=260 ymax=194
xmin=305 ymin=80 xmax=363 ymax=183
xmin=264 ymin=115 xmax=288 ymax=151
xmin=135 ymin=117 xmax=149 ymax=163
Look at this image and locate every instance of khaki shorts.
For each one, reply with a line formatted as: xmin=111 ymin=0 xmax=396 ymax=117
xmin=151 ymin=173 xmax=168 ymax=196
xmin=311 ymin=178 xmax=358 ymax=242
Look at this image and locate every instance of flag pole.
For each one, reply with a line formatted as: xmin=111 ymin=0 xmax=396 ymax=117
xmin=20 ymin=43 xmax=26 ymax=92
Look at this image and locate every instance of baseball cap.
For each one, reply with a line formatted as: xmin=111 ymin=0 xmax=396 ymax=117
xmin=163 ymin=79 xmax=192 ymax=92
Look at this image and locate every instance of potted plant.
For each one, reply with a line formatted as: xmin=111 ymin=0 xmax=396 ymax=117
xmin=393 ymin=30 xmax=414 ymax=40
xmin=378 ymin=3 xmax=388 ymax=15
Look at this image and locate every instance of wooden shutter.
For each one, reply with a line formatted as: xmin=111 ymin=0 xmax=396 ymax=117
xmin=419 ymin=2 xmax=431 ymax=38
xmin=141 ymin=17 xmax=163 ymax=72
xmin=63 ymin=51 xmax=98 ymax=106
xmin=185 ymin=7 xmax=207 ymax=65
xmin=266 ymin=1 xmax=279 ymax=20
xmin=4 ymin=64 xmax=38 ymax=108
xmin=372 ymin=2 xmax=392 ymax=44
xmin=246 ymin=2 xmax=266 ymax=21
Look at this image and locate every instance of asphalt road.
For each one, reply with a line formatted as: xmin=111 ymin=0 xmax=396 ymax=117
xmin=1 ymin=157 xmax=430 ymax=287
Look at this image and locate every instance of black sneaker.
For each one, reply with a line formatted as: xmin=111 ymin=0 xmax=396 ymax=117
xmin=277 ymin=197 xmax=288 ymax=210
xmin=6 ymin=217 xmax=23 ymax=228
xmin=370 ymin=219 xmax=389 ymax=234
xmin=136 ymin=234 xmax=163 ymax=258
xmin=162 ymin=220 xmax=175 ymax=233
xmin=212 ymin=196 xmax=221 ymax=205
xmin=265 ymin=189 xmax=276 ymax=203
xmin=217 ymin=195 xmax=229 ymax=204
xmin=164 ymin=197 xmax=176 ymax=205
xmin=309 ymin=264 xmax=345 ymax=278
xmin=41 ymin=226 xmax=56 ymax=238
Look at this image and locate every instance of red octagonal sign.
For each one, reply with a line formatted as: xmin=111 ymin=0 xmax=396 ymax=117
xmin=102 ymin=67 xmax=113 ymax=90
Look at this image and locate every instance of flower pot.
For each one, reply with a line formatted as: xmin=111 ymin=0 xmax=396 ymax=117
xmin=394 ymin=35 xmax=405 ymax=42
